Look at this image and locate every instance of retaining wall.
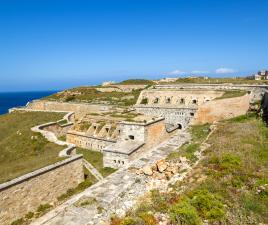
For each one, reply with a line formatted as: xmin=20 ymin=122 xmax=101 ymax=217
xmin=192 ymin=94 xmax=250 ymax=124
xmin=0 ymin=156 xmax=84 ymax=225
xmin=26 ymin=100 xmax=114 ymax=118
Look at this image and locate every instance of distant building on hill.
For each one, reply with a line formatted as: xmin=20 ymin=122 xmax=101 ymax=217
xmin=255 ymin=70 xmax=268 ymax=80
xmin=102 ymin=81 xmax=116 ymax=86
xmin=159 ymin=77 xmax=178 ymax=83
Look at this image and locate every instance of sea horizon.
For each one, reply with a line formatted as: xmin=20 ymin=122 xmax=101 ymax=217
xmin=0 ymin=90 xmax=58 ymax=115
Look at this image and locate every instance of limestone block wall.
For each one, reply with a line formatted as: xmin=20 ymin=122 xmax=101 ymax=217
xmin=144 ymin=118 xmax=171 ymax=149
xmin=192 ymin=94 xmax=250 ymax=124
xmin=137 ymin=89 xmax=224 ymax=106
xmin=103 ymin=119 xmax=175 ymax=168
xmin=103 ymin=151 xmax=130 ymax=168
xmin=135 ymin=106 xmax=196 ymax=129
xmin=27 ymin=100 xmax=114 ymax=118
xmin=42 ymin=122 xmax=73 ymax=137
xmin=112 ymin=84 xmax=147 ymax=92
xmin=0 ymin=156 xmax=84 ymax=225
xmin=118 ymin=123 xmax=145 ymax=142
xmin=66 ymin=132 xmax=115 ymax=151
xmin=155 ymin=83 xmax=268 ymax=91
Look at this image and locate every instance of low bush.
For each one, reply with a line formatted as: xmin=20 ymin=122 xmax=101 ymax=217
xmin=169 ymin=199 xmax=201 ymax=225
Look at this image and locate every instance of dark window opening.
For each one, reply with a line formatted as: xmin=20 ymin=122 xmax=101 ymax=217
xmin=166 ymin=98 xmax=171 ymax=104
xmin=105 ymin=128 xmax=109 ymax=132
xmin=192 ymin=99 xmax=197 ymax=104
xmin=140 ymin=98 xmax=148 ymax=104
xmin=154 ymin=98 xmax=159 ymax=104
xmin=180 ymin=98 xmax=185 ymax=104
xmin=129 ymin=135 xmax=135 ymax=140
xmin=178 ymin=124 xmax=182 ymax=129
xmin=190 ymin=112 xmax=195 ymax=116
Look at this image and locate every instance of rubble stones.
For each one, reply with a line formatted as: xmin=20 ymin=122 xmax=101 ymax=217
xmin=156 ymin=159 xmax=168 ymax=172
xmin=142 ymin=166 xmax=153 ymax=176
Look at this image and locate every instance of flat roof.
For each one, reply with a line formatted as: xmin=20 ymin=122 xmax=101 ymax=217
xmin=103 ymin=140 xmax=144 ymax=155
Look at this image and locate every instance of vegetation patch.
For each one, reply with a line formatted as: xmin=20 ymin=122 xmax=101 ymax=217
xmin=115 ymin=114 xmax=268 ymax=224
xmin=215 ymin=90 xmax=247 ymax=100
xmin=0 ymin=111 xmax=65 ymax=183
xmin=44 ymin=86 xmax=145 ymax=106
xmin=77 ymin=148 xmax=116 ymax=177
xmin=118 ymin=79 xmax=155 ymax=85
xmin=167 ymin=123 xmax=210 ymax=163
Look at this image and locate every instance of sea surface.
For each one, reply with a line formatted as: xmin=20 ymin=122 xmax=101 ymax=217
xmin=0 ymin=91 xmax=57 ymax=115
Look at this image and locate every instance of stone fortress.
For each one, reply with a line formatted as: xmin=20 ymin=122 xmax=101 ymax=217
xmin=1 ymin=81 xmax=267 ymax=225
xmin=25 ymin=83 xmax=267 ymax=169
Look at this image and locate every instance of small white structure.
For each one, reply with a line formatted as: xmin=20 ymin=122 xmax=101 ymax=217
xmin=255 ymin=70 xmax=268 ymax=80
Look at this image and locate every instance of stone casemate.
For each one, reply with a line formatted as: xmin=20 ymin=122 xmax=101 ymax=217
xmin=103 ymin=117 xmax=177 ymax=168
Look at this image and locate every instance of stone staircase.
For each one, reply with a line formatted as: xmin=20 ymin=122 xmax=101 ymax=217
xmin=83 ymin=159 xmax=103 ymax=181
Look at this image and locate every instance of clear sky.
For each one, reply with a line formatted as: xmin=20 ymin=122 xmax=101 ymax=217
xmin=0 ymin=0 xmax=267 ymax=91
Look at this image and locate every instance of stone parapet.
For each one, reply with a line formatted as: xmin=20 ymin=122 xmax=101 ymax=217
xmin=0 ymin=155 xmax=84 ymax=225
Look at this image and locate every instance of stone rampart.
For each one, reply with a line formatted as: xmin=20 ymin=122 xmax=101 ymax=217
xmin=192 ymin=94 xmax=250 ymax=124
xmin=66 ymin=131 xmax=116 ymax=151
xmin=155 ymin=83 xmax=268 ymax=91
xmin=42 ymin=122 xmax=73 ymax=137
xmin=26 ymin=100 xmax=114 ymax=117
xmin=135 ymin=106 xmax=196 ymax=128
xmin=0 ymin=155 xmax=84 ymax=225
xmin=137 ymin=89 xmax=224 ymax=106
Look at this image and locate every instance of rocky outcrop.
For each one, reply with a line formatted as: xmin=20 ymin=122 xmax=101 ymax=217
xmin=138 ymin=157 xmax=189 ymax=181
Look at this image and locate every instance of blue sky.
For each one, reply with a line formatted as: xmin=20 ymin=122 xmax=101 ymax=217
xmin=0 ymin=0 xmax=267 ymax=91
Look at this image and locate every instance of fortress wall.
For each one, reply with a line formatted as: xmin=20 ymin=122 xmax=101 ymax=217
xmin=192 ymin=94 xmax=250 ymax=124
xmin=155 ymin=83 xmax=268 ymax=90
xmin=143 ymin=119 xmax=171 ymax=150
xmin=27 ymin=100 xmax=113 ymax=117
xmin=0 ymin=156 xmax=84 ymax=225
xmin=137 ymin=89 xmax=224 ymax=106
xmin=112 ymin=84 xmax=147 ymax=92
xmin=135 ymin=106 xmax=196 ymax=128
xmin=66 ymin=132 xmax=115 ymax=151
xmin=104 ymin=119 xmax=176 ymax=168
xmin=42 ymin=123 xmax=73 ymax=137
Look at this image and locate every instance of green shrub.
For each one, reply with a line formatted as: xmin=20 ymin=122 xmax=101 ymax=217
xmin=25 ymin=211 xmax=34 ymax=219
xmin=139 ymin=212 xmax=157 ymax=225
xmin=219 ymin=153 xmax=241 ymax=172
xmin=10 ymin=218 xmax=26 ymax=225
xmin=119 ymin=217 xmax=138 ymax=225
xmin=241 ymin=193 xmax=266 ymax=215
xmin=37 ymin=203 xmax=52 ymax=213
xmin=150 ymin=190 xmax=168 ymax=212
xmin=189 ymin=189 xmax=225 ymax=221
xmin=169 ymin=199 xmax=201 ymax=225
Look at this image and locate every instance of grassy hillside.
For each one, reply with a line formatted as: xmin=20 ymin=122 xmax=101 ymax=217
xmin=215 ymin=90 xmax=248 ymax=99
xmin=0 ymin=111 xmax=65 ymax=183
xmin=113 ymin=115 xmax=268 ymax=224
xmin=44 ymin=86 xmax=143 ymax=106
xmin=118 ymin=79 xmax=155 ymax=85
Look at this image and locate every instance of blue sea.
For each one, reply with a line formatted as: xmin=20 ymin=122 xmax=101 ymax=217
xmin=0 ymin=91 xmax=57 ymax=115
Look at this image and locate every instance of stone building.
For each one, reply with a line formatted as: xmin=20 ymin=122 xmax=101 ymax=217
xmin=255 ymin=70 xmax=268 ymax=80
xmin=103 ymin=118 xmax=177 ymax=168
